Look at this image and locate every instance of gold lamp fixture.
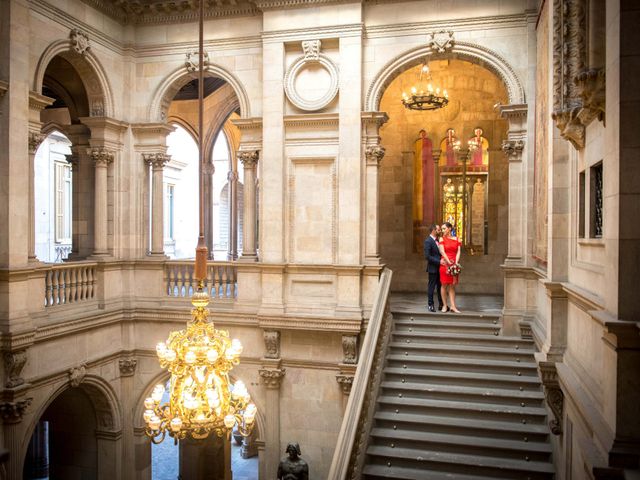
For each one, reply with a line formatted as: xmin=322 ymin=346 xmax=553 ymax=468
xmin=143 ymin=0 xmax=256 ymax=444
xmin=402 ymin=63 xmax=449 ymax=111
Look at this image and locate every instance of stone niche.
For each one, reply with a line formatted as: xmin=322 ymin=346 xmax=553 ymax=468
xmin=379 ymin=59 xmax=509 ymax=294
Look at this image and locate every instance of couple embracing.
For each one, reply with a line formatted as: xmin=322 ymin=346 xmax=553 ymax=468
xmin=424 ymin=222 xmax=462 ymax=313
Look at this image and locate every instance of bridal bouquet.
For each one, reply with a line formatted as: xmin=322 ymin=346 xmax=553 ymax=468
xmin=447 ymin=263 xmax=462 ymax=276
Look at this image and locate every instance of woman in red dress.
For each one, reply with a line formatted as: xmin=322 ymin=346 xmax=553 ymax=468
xmin=438 ymin=222 xmax=462 ymax=313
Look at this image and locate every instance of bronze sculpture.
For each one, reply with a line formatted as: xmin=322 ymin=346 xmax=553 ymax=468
xmin=277 ymin=443 xmax=309 ymax=480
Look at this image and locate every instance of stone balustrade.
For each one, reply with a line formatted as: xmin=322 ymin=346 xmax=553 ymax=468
xmin=165 ymin=261 xmax=237 ymax=299
xmin=44 ymin=262 xmax=97 ymax=306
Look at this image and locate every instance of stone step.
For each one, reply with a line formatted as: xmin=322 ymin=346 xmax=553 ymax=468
xmin=373 ymin=411 xmax=551 ymax=442
xmin=392 ymin=330 xmax=534 ymax=348
xmin=369 ymin=427 xmax=552 ymax=463
xmin=376 ymin=395 xmax=548 ymax=425
xmin=383 ymin=366 xmax=542 ymax=390
xmin=392 ymin=312 xmax=502 ymax=325
xmin=394 ymin=319 xmax=501 ymax=335
xmin=362 ymin=463 xmax=512 ymax=480
xmin=389 ymin=341 xmax=536 ymax=361
xmin=366 ymin=445 xmax=554 ymax=479
xmin=380 ymin=380 xmax=545 ymax=407
xmin=385 ymin=353 xmax=539 ymax=376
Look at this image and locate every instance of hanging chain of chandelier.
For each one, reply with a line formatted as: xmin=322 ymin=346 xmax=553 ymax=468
xmin=402 ymin=63 xmax=449 ymax=111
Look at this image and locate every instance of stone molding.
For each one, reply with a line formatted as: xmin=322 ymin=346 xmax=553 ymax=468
xmin=89 ymin=147 xmax=115 ymax=167
xmin=538 ymin=361 xmax=563 ymax=435
xmin=365 ymin=145 xmax=386 ymax=166
xmin=28 ymin=132 xmax=46 ymax=155
xmin=428 ymin=30 xmax=454 ymax=53
xmin=237 ymin=150 xmax=259 ymax=169
xmin=342 ymin=335 xmax=358 ymax=364
xmin=69 ymin=364 xmax=87 ymax=387
xmin=501 ymin=139 xmax=525 ymax=162
xmin=336 ymin=374 xmax=354 ymax=395
xmin=284 ymin=113 xmax=339 ymax=129
xmin=70 ymin=28 xmax=91 ymax=55
xmin=0 ymin=398 xmax=32 ymax=424
xmin=575 ymin=68 xmax=605 ymax=126
xmin=185 ymin=50 xmax=210 ymax=73
xmin=143 ymin=152 xmax=170 ymax=170
xmin=258 ymin=368 xmax=286 ymax=389
xmin=3 ymin=351 xmax=27 ymax=389
xmin=263 ymin=330 xmax=280 ymax=359
xmin=118 ymin=358 xmax=137 ymax=377
xmin=28 ymin=91 xmax=55 ymax=113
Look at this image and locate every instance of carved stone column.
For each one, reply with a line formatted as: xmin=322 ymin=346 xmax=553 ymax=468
xmin=227 ymin=170 xmax=239 ymax=260
xmin=238 ymin=150 xmax=259 ymax=261
xmin=0 ymin=397 xmax=33 ymax=479
xmin=259 ymin=366 xmax=285 ymax=479
xmin=362 ymin=112 xmax=389 ymax=265
xmin=89 ymin=147 xmax=114 ymax=256
xmin=143 ymin=153 xmax=170 ymax=256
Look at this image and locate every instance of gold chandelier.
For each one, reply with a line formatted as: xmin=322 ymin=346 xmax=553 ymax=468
xmin=143 ymin=0 xmax=256 ymax=444
xmin=402 ymin=63 xmax=449 ymax=111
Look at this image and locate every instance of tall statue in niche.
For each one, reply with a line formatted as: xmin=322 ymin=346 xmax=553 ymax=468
xmin=469 ymin=127 xmax=489 ymax=167
xmin=277 ymin=443 xmax=309 ymax=480
xmin=412 ymin=129 xmax=434 ymax=251
xmin=439 ymin=128 xmax=459 ymax=167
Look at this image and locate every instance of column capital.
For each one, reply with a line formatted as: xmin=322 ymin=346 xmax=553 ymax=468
xmin=28 ymin=131 xmax=46 ymax=154
xmin=336 ymin=374 xmax=354 ymax=395
xmin=365 ymin=145 xmax=385 ymax=166
xmin=0 ymin=398 xmax=32 ymax=424
xmin=89 ymin=147 xmax=115 ymax=167
xmin=143 ymin=152 xmax=170 ymax=170
xmin=118 ymin=357 xmax=137 ymax=377
xmin=3 ymin=350 xmax=28 ymax=389
xmin=238 ymin=150 xmax=259 ymax=169
xmin=501 ymin=139 xmax=525 ymax=162
xmin=259 ymin=368 xmax=286 ymax=389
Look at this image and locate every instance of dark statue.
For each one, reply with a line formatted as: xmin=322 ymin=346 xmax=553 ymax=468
xmin=277 ymin=442 xmax=309 ymax=480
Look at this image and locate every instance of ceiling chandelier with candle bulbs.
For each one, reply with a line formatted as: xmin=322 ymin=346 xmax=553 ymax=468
xmin=401 ymin=63 xmax=449 ymax=111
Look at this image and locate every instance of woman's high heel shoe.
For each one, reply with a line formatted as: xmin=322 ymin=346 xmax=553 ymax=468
xmin=450 ymin=308 xmax=461 ymax=313
xmin=441 ymin=307 xmax=449 ymax=313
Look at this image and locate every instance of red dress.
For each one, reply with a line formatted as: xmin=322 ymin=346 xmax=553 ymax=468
xmin=439 ymin=236 xmax=461 ymax=285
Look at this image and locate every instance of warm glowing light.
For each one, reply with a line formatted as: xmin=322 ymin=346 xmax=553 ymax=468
xmin=402 ymin=62 xmax=449 ymax=111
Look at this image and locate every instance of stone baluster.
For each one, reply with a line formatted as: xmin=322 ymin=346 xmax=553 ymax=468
xmin=143 ymin=153 xmax=170 ymax=256
xmin=89 ymin=147 xmax=115 ymax=256
xmin=238 ymin=150 xmax=259 ymax=260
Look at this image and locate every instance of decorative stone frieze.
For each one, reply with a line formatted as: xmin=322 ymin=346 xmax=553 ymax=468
xmin=69 ymin=364 xmax=87 ymax=387
xmin=3 ymin=351 xmax=27 ymax=388
xmin=336 ymin=374 xmax=354 ymax=395
xmin=501 ymin=139 xmax=525 ymax=161
xmin=28 ymin=132 xmax=45 ymax=154
xmin=237 ymin=150 xmax=259 ymax=169
xmin=70 ymin=28 xmax=90 ymax=55
xmin=428 ymin=30 xmax=454 ymax=53
xmin=302 ymin=40 xmax=321 ymax=61
xmin=89 ymin=147 xmax=115 ymax=167
xmin=0 ymin=398 xmax=32 ymax=424
xmin=365 ymin=145 xmax=386 ymax=166
xmin=538 ymin=361 xmax=563 ymax=435
xmin=259 ymin=368 xmax=286 ymax=389
xmin=263 ymin=331 xmax=280 ymax=359
xmin=342 ymin=335 xmax=358 ymax=364
xmin=118 ymin=358 xmax=137 ymax=377
xmin=575 ymin=68 xmax=606 ymax=126
xmin=142 ymin=152 xmax=170 ymax=170
xmin=185 ymin=50 xmax=210 ymax=73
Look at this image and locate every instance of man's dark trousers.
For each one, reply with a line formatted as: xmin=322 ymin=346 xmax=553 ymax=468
xmin=424 ymin=235 xmax=443 ymax=309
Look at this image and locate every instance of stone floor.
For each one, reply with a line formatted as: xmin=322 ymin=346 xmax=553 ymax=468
xmin=390 ymin=291 xmax=503 ymax=314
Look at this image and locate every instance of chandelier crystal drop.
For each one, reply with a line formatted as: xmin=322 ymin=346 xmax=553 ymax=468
xmin=401 ymin=64 xmax=449 ymax=111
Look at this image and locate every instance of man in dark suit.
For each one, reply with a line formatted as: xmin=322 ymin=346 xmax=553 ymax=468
xmin=424 ymin=223 xmax=443 ymax=312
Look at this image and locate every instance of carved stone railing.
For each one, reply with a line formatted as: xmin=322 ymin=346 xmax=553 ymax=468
xmin=165 ymin=261 xmax=237 ymax=299
xmin=44 ymin=262 xmax=97 ymax=307
xmin=328 ymin=268 xmax=393 ymax=480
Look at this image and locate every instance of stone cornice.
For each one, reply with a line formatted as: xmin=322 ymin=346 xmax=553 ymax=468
xmin=561 ymin=282 xmax=604 ymax=312
xmin=258 ymin=315 xmax=362 ymax=332
xmin=262 ymin=22 xmax=363 ymax=43
xmin=28 ymin=91 xmax=55 ymax=112
xmin=284 ymin=113 xmax=339 ymax=128
xmin=255 ymin=0 xmax=346 ymax=10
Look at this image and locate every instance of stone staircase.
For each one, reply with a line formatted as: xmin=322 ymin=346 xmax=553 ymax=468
xmin=361 ymin=309 xmax=556 ymax=480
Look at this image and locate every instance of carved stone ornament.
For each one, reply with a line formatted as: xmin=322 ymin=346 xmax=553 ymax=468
xmin=263 ymin=330 xmax=280 ymax=359
xmin=342 ymin=335 xmax=358 ymax=365
xmin=428 ymin=30 xmax=455 ymax=54
xmin=336 ymin=374 xmax=354 ymax=395
xmin=28 ymin=132 xmax=45 ymax=154
xmin=185 ymin=50 xmax=209 ymax=73
xmin=575 ymin=68 xmax=606 ymax=126
xmin=237 ymin=150 xmax=259 ymax=169
xmin=65 ymin=153 xmax=79 ymax=169
xmin=90 ymin=147 xmax=115 ymax=167
xmin=365 ymin=145 xmax=386 ymax=166
xmin=118 ymin=358 xmax=137 ymax=377
xmin=538 ymin=361 xmax=564 ymax=435
xmin=551 ymin=108 xmax=585 ymax=150
xmin=259 ymin=368 xmax=286 ymax=389
xmin=3 ymin=350 xmax=27 ymax=388
xmin=0 ymin=398 xmax=32 ymax=424
xmin=91 ymin=99 xmax=105 ymax=117
xmin=70 ymin=28 xmax=90 ymax=55
xmin=501 ymin=139 xmax=525 ymax=161
xmin=302 ymin=39 xmax=321 ymax=62
xmin=69 ymin=364 xmax=87 ymax=387
xmin=142 ymin=152 xmax=170 ymax=170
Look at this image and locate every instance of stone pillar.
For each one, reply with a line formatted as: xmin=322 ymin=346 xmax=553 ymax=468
xmin=259 ymin=364 xmax=285 ymax=479
xmin=0 ymin=397 xmax=33 ymax=479
xmin=133 ymin=427 xmax=151 ymax=480
xmin=118 ymin=357 xmax=137 ymax=479
xmin=90 ymin=147 xmax=115 ymax=256
xmin=143 ymin=153 xmax=170 ymax=256
xmin=227 ymin=170 xmax=238 ymax=260
xmin=238 ymin=150 xmax=259 ymax=261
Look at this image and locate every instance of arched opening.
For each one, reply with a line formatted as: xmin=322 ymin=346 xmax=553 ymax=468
xmin=378 ymin=58 xmax=510 ymax=294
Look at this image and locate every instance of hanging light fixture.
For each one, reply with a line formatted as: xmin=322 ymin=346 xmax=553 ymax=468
xmin=402 ymin=63 xmax=449 ymax=111
xmin=143 ymin=0 xmax=256 ymax=444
